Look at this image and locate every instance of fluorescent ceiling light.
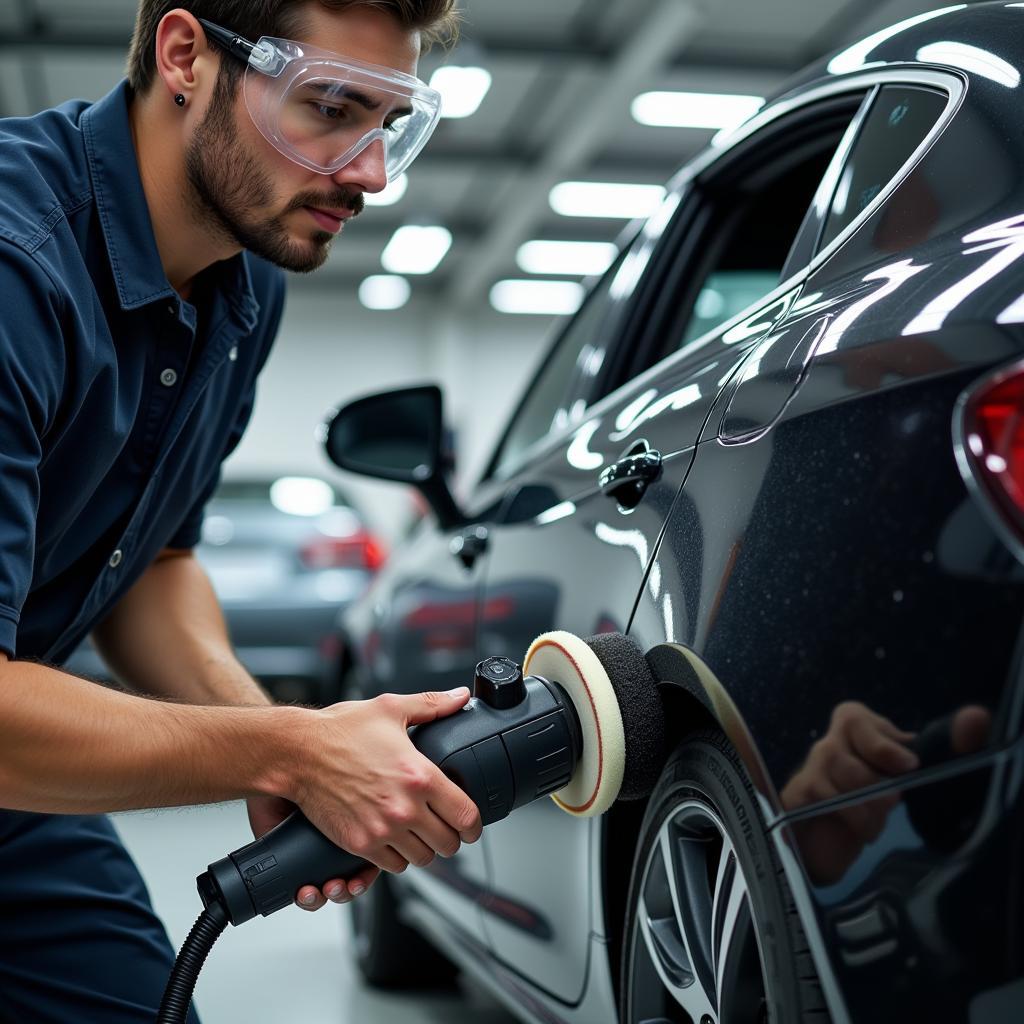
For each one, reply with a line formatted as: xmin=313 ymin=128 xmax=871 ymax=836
xmin=381 ymin=225 xmax=453 ymax=274
xmin=490 ymin=279 xmax=585 ymax=315
xmin=359 ymin=275 xmax=411 ymax=310
xmin=364 ymin=173 xmax=408 ymax=206
xmin=429 ymin=65 xmax=492 ymax=118
xmin=631 ymin=91 xmax=763 ymax=130
xmin=516 ymin=240 xmax=618 ymax=276
xmin=549 ymin=182 xmax=666 ymax=219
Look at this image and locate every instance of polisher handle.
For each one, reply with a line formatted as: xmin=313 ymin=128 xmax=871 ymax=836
xmin=197 ymin=673 xmax=581 ymax=926
xmin=199 ymin=812 xmax=366 ymax=925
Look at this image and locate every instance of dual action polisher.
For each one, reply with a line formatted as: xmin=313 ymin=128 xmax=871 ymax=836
xmin=158 ymin=631 xmax=666 ymax=1024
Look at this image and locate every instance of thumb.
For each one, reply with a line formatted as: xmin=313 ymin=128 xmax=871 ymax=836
xmin=400 ymin=687 xmax=471 ymax=726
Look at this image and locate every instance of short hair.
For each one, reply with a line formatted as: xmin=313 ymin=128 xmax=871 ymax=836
xmin=127 ymin=0 xmax=460 ymax=94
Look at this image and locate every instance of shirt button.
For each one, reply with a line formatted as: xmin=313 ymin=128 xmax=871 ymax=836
xmin=160 ymin=368 xmax=178 ymax=387
xmin=109 ymin=549 xmax=124 ymax=569
xmin=166 ymin=303 xmax=176 ymax=316
xmin=228 ymin=346 xmax=238 ymax=362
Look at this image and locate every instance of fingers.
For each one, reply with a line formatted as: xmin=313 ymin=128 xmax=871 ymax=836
xmin=426 ymin=772 xmax=482 ymax=844
xmin=846 ymin=714 xmax=919 ymax=775
xmin=832 ymin=702 xmax=919 ymax=776
xmin=951 ymin=705 xmax=992 ymax=755
xmin=296 ymin=866 xmax=382 ymax=911
xmin=299 ymin=690 xmax=482 ymax=883
xmin=388 ymin=687 xmax=471 ymax=727
xmin=296 ymin=885 xmax=327 ymax=912
xmin=411 ymin=808 xmax=463 ymax=860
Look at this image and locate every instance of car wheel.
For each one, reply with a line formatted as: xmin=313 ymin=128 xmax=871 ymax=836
xmin=620 ymin=730 xmax=827 ymax=1023
xmin=348 ymin=872 xmax=459 ymax=989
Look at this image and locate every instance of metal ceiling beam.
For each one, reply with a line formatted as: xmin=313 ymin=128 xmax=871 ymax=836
xmin=445 ymin=0 xmax=704 ymax=308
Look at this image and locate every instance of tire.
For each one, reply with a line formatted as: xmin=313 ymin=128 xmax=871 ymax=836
xmin=620 ymin=730 xmax=828 ymax=1024
xmin=348 ymin=872 xmax=459 ymax=989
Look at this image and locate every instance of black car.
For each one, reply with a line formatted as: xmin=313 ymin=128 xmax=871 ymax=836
xmin=327 ymin=5 xmax=1024 ymax=1022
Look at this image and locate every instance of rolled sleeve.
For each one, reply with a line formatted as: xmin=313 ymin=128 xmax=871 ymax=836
xmin=0 ymin=241 xmax=66 ymax=656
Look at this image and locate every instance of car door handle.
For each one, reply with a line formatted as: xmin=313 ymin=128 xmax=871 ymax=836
xmin=599 ymin=444 xmax=662 ymax=510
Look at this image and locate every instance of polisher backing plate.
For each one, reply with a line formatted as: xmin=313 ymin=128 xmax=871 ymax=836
xmin=524 ymin=630 xmax=626 ymax=818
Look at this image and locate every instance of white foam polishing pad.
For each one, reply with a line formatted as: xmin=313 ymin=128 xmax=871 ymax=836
xmin=524 ymin=631 xmax=626 ymax=818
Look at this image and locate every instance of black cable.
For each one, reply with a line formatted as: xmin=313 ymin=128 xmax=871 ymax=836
xmin=157 ymin=900 xmax=230 ymax=1024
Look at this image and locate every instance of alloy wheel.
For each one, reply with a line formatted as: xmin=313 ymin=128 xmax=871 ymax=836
xmin=626 ymin=799 xmax=768 ymax=1024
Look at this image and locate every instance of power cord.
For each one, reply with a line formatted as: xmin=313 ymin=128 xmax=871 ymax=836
xmin=157 ymin=900 xmax=229 ymax=1023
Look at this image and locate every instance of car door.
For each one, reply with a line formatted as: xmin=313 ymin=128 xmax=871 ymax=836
xmin=472 ymin=85 xmax=880 ymax=1003
xmin=630 ymin=74 xmax=983 ymax=804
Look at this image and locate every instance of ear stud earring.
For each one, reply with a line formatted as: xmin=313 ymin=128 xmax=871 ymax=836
xmin=174 ymin=94 xmax=186 ymax=107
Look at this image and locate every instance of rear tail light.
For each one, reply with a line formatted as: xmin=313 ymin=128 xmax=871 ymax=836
xmin=956 ymin=359 xmax=1024 ymax=553
xmin=300 ymin=530 xmax=387 ymax=572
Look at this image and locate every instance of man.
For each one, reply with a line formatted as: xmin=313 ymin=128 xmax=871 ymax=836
xmin=0 ymin=2 xmax=480 ymax=1020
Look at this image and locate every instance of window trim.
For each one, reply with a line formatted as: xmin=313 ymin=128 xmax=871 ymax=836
xmin=624 ymin=91 xmax=866 ymax=381
xmin=688 ymin=65 xmax=964 ymax=280
xmin=478 ymin=66 xmax=965 ymax=487
xmin=778 ymin=85 xmax=880 ymax=282
xmin=590 ymin=66 xmax=965 ymax=422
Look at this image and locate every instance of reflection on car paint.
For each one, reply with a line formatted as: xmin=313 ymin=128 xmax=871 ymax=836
xmin=826 ymin=7 xmax=967 ymax=76
xmin=904 ymin=212 xmax=1024 ymax=335
xmin=817 ymin=259 xmax=931 ymax=354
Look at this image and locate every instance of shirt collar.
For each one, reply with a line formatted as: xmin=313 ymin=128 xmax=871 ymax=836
xmin=80 ymin=80 xmax=259 ymax=326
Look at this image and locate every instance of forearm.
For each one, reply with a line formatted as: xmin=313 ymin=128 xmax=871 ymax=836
xmin=0 ymin=655 xmax=307 ymax=814
xmin=93 ymin=549 xmax=270 ymax=707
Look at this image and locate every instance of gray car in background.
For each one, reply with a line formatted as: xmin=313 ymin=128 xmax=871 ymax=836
xmin=67 ymin=476 xmax=384 ymax=705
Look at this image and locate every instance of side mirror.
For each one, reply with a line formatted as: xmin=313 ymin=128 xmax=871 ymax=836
xmin=323 ymin=385 xmax=465 ymax=530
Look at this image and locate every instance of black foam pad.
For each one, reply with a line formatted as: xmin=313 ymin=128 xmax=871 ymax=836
xmin=586 ymin=633 xmax=665 ymax=801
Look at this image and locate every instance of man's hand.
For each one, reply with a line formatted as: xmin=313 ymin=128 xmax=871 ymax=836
xmin=781 ymin=701 xmax=919 ymax=884
xmin=278 ymin=686 xmax=482 ymax=908
xmin=247 ymin=793 xmax=380 ymax=912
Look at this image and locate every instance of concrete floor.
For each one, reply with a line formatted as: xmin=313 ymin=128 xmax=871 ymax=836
xmin=113 ymin=801 xmax=518 ymax=1024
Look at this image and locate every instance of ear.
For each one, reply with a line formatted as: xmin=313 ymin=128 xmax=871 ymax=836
xmin=153 ymin=9 xmax=213 ymax=105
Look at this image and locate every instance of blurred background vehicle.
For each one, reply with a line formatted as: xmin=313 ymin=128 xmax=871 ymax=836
xmin=66 ymin=475 xmax=385 ymax=705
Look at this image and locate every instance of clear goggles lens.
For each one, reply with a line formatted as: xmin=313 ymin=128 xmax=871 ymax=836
xmin=242 ymin=37 xmax=442 ymax=180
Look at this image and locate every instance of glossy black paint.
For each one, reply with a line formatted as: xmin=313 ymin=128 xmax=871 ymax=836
xmin=772 ymin=733 xmax=1024 ymax=1024
xmin=336 ymin=5 xmax=1024 ymax=1021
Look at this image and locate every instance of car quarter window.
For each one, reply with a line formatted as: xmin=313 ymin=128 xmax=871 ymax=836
xmin=667 ymin=96 xmax=870 ymax=354
xmin=817 ymin=84 xmax=947 ymax=253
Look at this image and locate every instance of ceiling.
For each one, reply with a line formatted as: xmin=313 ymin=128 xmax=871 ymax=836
xmin=0 ymin=0 xmax=979 ymax=313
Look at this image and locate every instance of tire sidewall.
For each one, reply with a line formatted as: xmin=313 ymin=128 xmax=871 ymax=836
xmin=620 ymin=732 xmax=805 ymax=1023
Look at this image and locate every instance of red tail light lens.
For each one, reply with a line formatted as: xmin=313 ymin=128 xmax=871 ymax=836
xmin=300 ymin=531 xmax=387 ymax=572
xmin=959 ymin=362 xmax=1024 ymax=542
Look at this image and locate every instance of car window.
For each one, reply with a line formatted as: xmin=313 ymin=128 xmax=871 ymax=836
xmin=678 ymin=269 xmax=783 ymax=349
xmin=666 ymin=109 xmax=861 ymax=355
xmin=817 ymin=84 xmax=947 ymax=253
xmin=489 ymin=249 xmax=627 ymax=479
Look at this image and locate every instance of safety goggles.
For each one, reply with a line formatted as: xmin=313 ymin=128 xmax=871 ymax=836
xmin=198 ymin=19 xmax=442 ymax=180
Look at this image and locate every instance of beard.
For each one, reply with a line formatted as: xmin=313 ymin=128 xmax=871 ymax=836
xmin=184 ymin=76 xmax=364 ymax=274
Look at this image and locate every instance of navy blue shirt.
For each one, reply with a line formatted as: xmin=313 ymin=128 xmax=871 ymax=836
xmin=0 ymin=82 xmax=286 ymax=663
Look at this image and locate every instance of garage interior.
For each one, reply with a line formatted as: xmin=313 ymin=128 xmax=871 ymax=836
xmin=0 ymin=1 xmax=987 ymax=1022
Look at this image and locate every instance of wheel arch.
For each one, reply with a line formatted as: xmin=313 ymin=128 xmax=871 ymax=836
xmin=599 ymin=641 xmax=782 ymax=1002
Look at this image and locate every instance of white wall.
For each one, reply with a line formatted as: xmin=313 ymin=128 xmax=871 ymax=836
xmin=225 ymin=287 xmax=559 ymax=540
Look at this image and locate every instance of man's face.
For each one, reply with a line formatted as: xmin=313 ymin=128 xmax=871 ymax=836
xmin=184 ymin=6 xmax=421 ymax=273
